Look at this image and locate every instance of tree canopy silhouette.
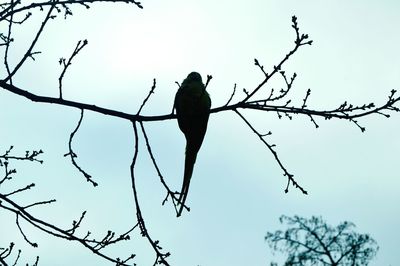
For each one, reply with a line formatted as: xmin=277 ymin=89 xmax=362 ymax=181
xmin=265 ymin=215 xmax=379 ymax=266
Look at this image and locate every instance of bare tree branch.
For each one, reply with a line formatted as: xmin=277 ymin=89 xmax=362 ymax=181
xmin=137 ymin=78 xmax=156 ymax=115
xmin=234 ymin=110 xmax=307 ymax=194
xmin=0 ymin=149 xmax=137 ymax=265
xmin=0 ymin=193 xmax=136 ymax=265
xmin=3 ymin=4 xmax=55 ymax=82
xmin=0 ymin=0 xmax=143 ymax=21
xmin=63 ymin=109 xmax=98 ymax=186
xmin=3 ymin=0 xmax=14 ymax=84
xmin=243 ymin=16 xmax=312 ymax=102
xmin=139 ymin=121 xmax=187 ymax=214
xmin=58 ymin=39 xmax=88 ymax=99
xmin=130 ymin=122 xmax=171 ymax=266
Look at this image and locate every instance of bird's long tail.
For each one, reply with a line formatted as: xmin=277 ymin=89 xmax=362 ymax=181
xmin=177 ymin=139 xmax=199 ymax=217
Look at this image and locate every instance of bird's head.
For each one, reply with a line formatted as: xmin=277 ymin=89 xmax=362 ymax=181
xmin=186 ymin=72 xmax=202 ymax=83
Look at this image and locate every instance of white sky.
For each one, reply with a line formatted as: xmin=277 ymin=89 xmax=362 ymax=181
xmin=1 ymin=0 xmax=400 ymax=265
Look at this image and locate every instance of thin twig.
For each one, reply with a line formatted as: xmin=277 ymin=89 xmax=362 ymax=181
xmin=63 ymin=109 xmax=97 ymax=186
xmin=16 ymin=214 xmax=38 ymax=247
xmin=204 ymin=74 xmax=212 ymax=90
xmin=3 ymin=0 xmax=14 ymax=84
xmin=234 ymin=109 xmax=307 ymax=194
xmin=23 ymin=199 xmax=56 ymax=209
xmin=65 ymin=211 xmax=86 ymax=234
xmin=4 ymin=183 xmax=35 ymax=197
xmin=139 ymin=121 xmax=184 ymax=213
xmin=137 ymin=78 xmax=156 ymax=115
xmin=225 ymin=83 xmax=237 ymax=106
xmin=11 ymin=249 xmax=21 ymax=266
xmin=58 ymin=39 xmax=88 ymax=99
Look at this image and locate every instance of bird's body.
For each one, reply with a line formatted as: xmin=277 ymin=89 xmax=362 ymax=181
xmin=174 ymin=72 xmax=211 ymax=217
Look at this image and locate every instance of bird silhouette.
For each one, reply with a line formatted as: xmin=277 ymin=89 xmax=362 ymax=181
xmin=174 ymin=72 xmax=211 ymax=217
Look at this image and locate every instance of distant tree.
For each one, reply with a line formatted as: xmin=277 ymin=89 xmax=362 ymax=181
xmin=265 ymin=215 xmax=378 ymax=266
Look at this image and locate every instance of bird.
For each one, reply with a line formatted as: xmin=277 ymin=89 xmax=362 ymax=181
xmin=174 ymin=72 xmax=211 ymax=217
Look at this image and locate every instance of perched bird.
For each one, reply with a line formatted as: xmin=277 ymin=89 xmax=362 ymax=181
xmin=174 ymin=72 xmax=211 ymax=217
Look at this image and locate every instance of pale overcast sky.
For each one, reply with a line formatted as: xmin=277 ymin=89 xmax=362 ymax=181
xmin=1 ymin=1 xmax=400 ymax=265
